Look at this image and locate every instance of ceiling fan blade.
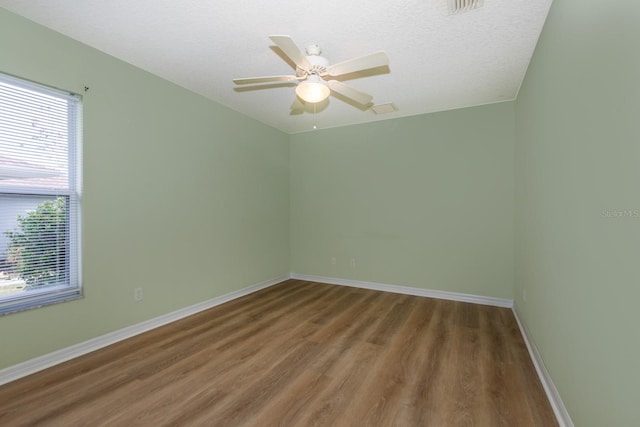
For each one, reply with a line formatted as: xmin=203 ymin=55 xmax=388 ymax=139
xmin=327 ymin=80 xmax=373 ymax=105
xmin=269 ymin=35 xmax=311 ymax=70
xmin=233 ymin=75 xmax=299 ymax=85
xmin=323 ymin=51 xmax=389 ymax=77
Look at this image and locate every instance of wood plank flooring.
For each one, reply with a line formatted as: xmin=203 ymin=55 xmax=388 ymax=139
xmin=0 ymin=279 xmax=558 ymax=426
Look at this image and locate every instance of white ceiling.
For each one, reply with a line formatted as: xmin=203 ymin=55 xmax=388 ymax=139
xmin=0 ymin=0 xmax=553 ymax=134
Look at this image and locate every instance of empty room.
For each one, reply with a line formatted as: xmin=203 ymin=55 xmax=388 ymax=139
xmin=0 ymin=0 xmax=638 ymax=426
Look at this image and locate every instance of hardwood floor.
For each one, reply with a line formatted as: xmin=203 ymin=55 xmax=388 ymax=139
xmin=0 ymin=279 xmax=558 ymax=426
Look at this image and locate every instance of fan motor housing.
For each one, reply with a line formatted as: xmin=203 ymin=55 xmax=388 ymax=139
xmin=305 ymin=44 xmax=322 ymax=55
xmin=299 ymin=47 xmax=329 ymax=76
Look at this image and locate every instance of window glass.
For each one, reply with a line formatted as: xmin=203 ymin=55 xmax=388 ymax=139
xmin=0 ymin=73 xmax=81 ymax=314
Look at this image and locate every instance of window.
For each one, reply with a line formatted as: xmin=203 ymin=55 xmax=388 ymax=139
xmin=0 ymin=73 xmax=81 ymax=314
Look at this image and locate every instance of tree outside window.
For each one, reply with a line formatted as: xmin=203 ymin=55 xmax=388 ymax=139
xmin=4 ymin=197 xmax=68 ymax=287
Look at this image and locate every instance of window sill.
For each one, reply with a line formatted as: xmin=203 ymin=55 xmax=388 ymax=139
xmin=0 ymin=286 xmax=83 ymax=316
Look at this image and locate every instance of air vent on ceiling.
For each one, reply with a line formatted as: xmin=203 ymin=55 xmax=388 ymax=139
xmin=371 ymin=103 xmax=398 ymax=115
xmin=448 ymin=0 xmax=484 ymax=14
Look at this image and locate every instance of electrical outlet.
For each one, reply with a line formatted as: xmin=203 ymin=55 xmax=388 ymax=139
xmin=331 ymin=257 xmax=336 ymax=265
xmin=134 ymin=287 xmax=144 ymax=302
xmin=350 ymin=259 xmax=356 ymax=268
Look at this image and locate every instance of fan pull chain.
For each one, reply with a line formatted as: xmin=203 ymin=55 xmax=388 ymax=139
xmin=313 ymin=103 xmax=317 ymax=130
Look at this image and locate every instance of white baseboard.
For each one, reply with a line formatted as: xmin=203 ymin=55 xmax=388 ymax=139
xmin=289 ymin=273 xmax=513 ymax=308
xmin=0 ymin=274 xmax=289 ymax=386
xmin=512 ymin=303 xmax=574 ymax=427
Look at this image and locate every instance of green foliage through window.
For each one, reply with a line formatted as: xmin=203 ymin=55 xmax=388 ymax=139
xmin=4 ymin=197 xmax=68 ymax=287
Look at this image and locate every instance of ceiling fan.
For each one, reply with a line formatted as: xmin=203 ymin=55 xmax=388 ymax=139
xmin=233 ymin=35 xmax=389 ymax=110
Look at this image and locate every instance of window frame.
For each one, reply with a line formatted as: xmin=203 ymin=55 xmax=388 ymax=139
xmin=0 ymin=72 xmax=82 ymax=315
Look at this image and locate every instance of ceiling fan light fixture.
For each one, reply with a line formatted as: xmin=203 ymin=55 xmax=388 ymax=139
xmin=234 ymin=36 xmax=388 ymax=110
xmin=295 ymin=74 xmax=330 ymax=103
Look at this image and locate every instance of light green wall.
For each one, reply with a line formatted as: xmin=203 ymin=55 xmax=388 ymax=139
xmin=514 ymin=1 xmax=640 ymax=425
xmin=0 ymin=8 xmax=290 ymax=369
xmin=290 ymin=103 xmax=515 ymax=299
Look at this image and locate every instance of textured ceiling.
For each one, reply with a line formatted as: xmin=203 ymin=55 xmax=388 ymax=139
xmin=0 ymin=0 xmax=553 ymax=134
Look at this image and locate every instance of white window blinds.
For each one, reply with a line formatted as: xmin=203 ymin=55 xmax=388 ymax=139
xmin=0 ymin=73 xmax=81 ymax=314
